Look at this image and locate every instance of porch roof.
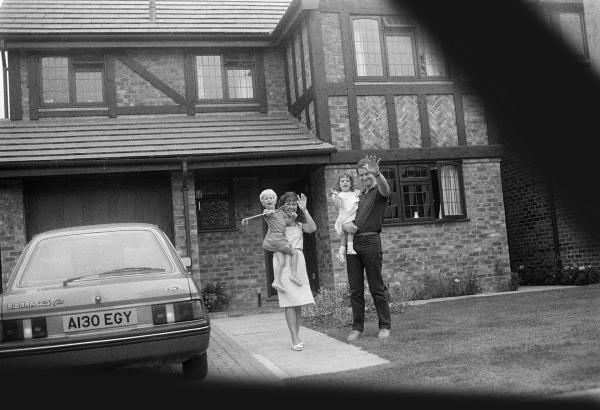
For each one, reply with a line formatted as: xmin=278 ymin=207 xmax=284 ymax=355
xmin=0 ymin=113 xmax=336 ymax=171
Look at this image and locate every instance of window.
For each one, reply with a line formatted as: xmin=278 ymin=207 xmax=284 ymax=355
xmin=352 ymin=15 xmax=447 ymax=80
xmin=195 ymin=52 xmax=256 ymax=102
xmin=195 ymin=179 xmax=236 ymax=231
xmin=40 ymin=55 xmax=105 ymax=105
xmin=543 ymin=4 xmax=588 ymax=59
xmin=381 ymin=161 xmax=465 ymax=224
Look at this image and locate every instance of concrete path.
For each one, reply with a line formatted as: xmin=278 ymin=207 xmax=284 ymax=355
xmin=211 ymin=312 xmax=389 ymax=380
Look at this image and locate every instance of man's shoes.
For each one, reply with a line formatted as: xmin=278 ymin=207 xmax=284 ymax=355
xmin=347 ymin=330 xmax=362 ymax=342
xmin=378 ymin=328 xmax=390 ymax=339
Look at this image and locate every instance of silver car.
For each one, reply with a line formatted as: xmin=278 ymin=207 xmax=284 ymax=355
xmin=0 ymin=223 xmax=210 ymax=379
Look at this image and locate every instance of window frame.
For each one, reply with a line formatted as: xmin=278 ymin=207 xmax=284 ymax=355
xmin=38 ymin=54 xmax=106 ymax=107
xmin=194 ymin=52 xmax=257 ymax=104
xmin=542 ymin=2 xmax=589 ymax=60
xmin=350 ymin=14 xmax=449 ymax=82
xmin=195 ymin=178 xmax=237 ymax=232
xmin=381 ymin=161 xmax=466 ymax=225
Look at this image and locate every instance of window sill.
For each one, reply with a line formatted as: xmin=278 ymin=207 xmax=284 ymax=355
xmin=197 ymin=228 xmax=238 ymax=234
xmin=383 ymin=217 xmax=470 ymax=227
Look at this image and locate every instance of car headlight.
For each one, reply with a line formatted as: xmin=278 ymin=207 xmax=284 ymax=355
xmin=151 ymin=299 xmax=205 ymax=325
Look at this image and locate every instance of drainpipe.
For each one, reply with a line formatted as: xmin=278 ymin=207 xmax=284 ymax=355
xmin=181 ymin=161 xmax=192 ymax=259
xmin=1 ymin=42 xmax=8 ymax=119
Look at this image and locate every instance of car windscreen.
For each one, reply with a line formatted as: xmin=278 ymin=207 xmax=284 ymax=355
xmin=18 ymin=230 xmax=175 ymax=287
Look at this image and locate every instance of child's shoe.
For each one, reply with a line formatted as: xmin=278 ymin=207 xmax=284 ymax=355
xmin=336 ymin=246 xmax=346 ymax=263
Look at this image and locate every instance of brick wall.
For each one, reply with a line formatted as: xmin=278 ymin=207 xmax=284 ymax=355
xmin=0 ymin=180 xmax=27 ymax=287
xmin=427 ymin=94 xmax=458 ymax=147
xmin=115 ymin=51 xmax=184 ymax=107
xmin=500 ymin=148 xmax=558 ymax=270
xmin=321 ymin=12 xmax=345 ymax=83
xmin=463 ymin=94 xmax=489 ymax=146
xmin=263 ymin=49 xmax=288 ymax=114
xmin=196 ymin=176 xmax=268 ymax=308
xmin=501 ymin=147 xmax=600 ymax=270
xmin=328 ymin=96 xmax=352 ymax=150
xmin=554 ymin=194 xmax=600 ymax=267
xmin=309 ymin=167 xmax=335 ymax=289
xmin=322 ymin=159 xmax=511 ymax=292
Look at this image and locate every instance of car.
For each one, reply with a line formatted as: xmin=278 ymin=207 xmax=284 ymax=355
xmin=0 ymin=223 xmax=210 ymax=379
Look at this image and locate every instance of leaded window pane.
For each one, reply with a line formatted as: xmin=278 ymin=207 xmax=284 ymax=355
xmin=439 ymin=165 xmax=463 ymax=216
xmin=196 ymin=56 xmax=223 ymax=100
xmin=416 ymin=29 xmax=447 ymax=77
xmin=75 ymin=71 xmax=103 ymax=103
xmin=353 ymin=19 xmax=384 ymax=77
xmin=226 ymin=68 xmax=254 ymax=99
xmin=386 ymin=35 xmax=416 ymax=77
xmin=41 ymin=56 xmax=69 ymax=104
xmin=558 ymin=12 xmax=585 ymax=56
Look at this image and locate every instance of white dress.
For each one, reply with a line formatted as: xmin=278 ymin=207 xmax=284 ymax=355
xmin=274 ymin=222 xmax=315 ymax=308
xmin=334 ymin=190 xmax=360 ymax=235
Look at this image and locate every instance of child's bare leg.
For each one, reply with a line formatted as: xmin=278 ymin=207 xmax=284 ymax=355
xmin=289 ymin=250 xmax=302 ymax=285
xmin=282 ymin=248 xmax=302 ymax=286
xmin=271 ymin=252 xmax=286 ymax=293
xmin=337 ymin=233 xmax=348 ymax=263
xmin=342 ymin=222 xmax=359 ymax=256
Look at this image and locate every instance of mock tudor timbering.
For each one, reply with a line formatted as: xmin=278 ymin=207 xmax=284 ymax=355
xmin=0 ymin=0 xmax=532 ymax=308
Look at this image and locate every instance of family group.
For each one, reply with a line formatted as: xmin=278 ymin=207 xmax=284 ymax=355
xmin=241 ymin=155 xmax=391 ymax=351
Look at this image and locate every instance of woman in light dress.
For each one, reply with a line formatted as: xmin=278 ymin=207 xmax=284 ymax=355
xmin=273 ymin=191 xmax=316 ymax=351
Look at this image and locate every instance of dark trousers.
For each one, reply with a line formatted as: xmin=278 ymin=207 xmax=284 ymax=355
xmin=346 ymin=234 xmax=391 ymax=332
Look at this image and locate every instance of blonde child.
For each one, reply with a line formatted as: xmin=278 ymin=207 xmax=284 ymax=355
xmin=331 ymin=173 xmax=361 ymax=263
xmin=241 ymin=189 xmax=301 ymax=293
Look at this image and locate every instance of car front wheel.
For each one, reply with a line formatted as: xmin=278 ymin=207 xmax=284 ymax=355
xmin=182 ymin=353 xmax=208 ymax=380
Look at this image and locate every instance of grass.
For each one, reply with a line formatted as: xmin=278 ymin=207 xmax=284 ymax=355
xmin=293 ymin=285 xmax=600 ymax=397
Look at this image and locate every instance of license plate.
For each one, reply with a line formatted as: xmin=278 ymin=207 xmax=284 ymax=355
xmin=63 ymin=308 xmax=138 ymax=332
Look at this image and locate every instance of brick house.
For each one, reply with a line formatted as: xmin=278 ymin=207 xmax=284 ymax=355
xmin=500 ymin=0 xmax=600 ymax=274
xmin=0 ymin=0 xmax=512 ymax=309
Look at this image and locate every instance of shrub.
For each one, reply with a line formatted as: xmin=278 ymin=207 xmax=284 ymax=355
xmin=508 ymin=269 xmax=520 ymax=291
xmin=409 ymin=272 xmax=480 ymax=300
xmin=201 ymin=281 xmax=229 ymax=312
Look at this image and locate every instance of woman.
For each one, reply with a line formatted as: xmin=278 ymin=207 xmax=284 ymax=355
xmin=273 ymin=191 xmax=316 ymax=351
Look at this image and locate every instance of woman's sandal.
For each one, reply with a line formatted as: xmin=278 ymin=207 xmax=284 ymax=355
xmin=291 ymin=342 xmax=304 ymax=351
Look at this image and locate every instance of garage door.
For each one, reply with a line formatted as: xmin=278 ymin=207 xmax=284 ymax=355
xmin=26 ymin=177 xmax=173 ymax=241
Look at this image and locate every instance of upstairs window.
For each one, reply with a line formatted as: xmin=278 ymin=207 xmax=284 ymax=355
xmin=381 ymin=161 xmax=465 ymax=224
xmin=542 ymin=4 xmax=588 ymax=59
xmin=195 ymin=52 xmax=256 ymax=102
xmin=40 ymin=55 xmax=105 ymax=105
xmin=352 ymin=15 xmax=447 ymax=80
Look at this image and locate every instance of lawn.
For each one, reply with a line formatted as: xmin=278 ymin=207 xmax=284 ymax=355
xmin=294 ymin=285 xmax=600 ymax=397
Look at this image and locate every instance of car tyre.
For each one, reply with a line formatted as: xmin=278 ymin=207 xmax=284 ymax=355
xmin=182 ymin=353 xmax=208 ymax=380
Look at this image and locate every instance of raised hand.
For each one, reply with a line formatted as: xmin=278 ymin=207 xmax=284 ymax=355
xmin=298 ymin=193 xmax=308 ymax=210
xmin=362 ymin=154 xmax=381 ymax=176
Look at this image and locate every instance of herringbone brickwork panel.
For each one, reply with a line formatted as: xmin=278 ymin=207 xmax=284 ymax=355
xmin=394 ymin=95 xmax=422 ymax=148
xmin=328 ymin=96 xmax=352 ymax=150
xmin=463 ymin=94 xmax=488 ymax=146
xmin=427 ymin=94 xmax=458 ymax=147
xmin=358 ymin=96 xmax=389 ymax=149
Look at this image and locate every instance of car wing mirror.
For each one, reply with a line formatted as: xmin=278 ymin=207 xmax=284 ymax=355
xmin=180 ymin=257 xmax=192 ymax=270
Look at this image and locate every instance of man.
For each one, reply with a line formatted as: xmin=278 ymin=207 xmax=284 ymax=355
xmin=345 ymin=155 xmax=391 ymax=341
